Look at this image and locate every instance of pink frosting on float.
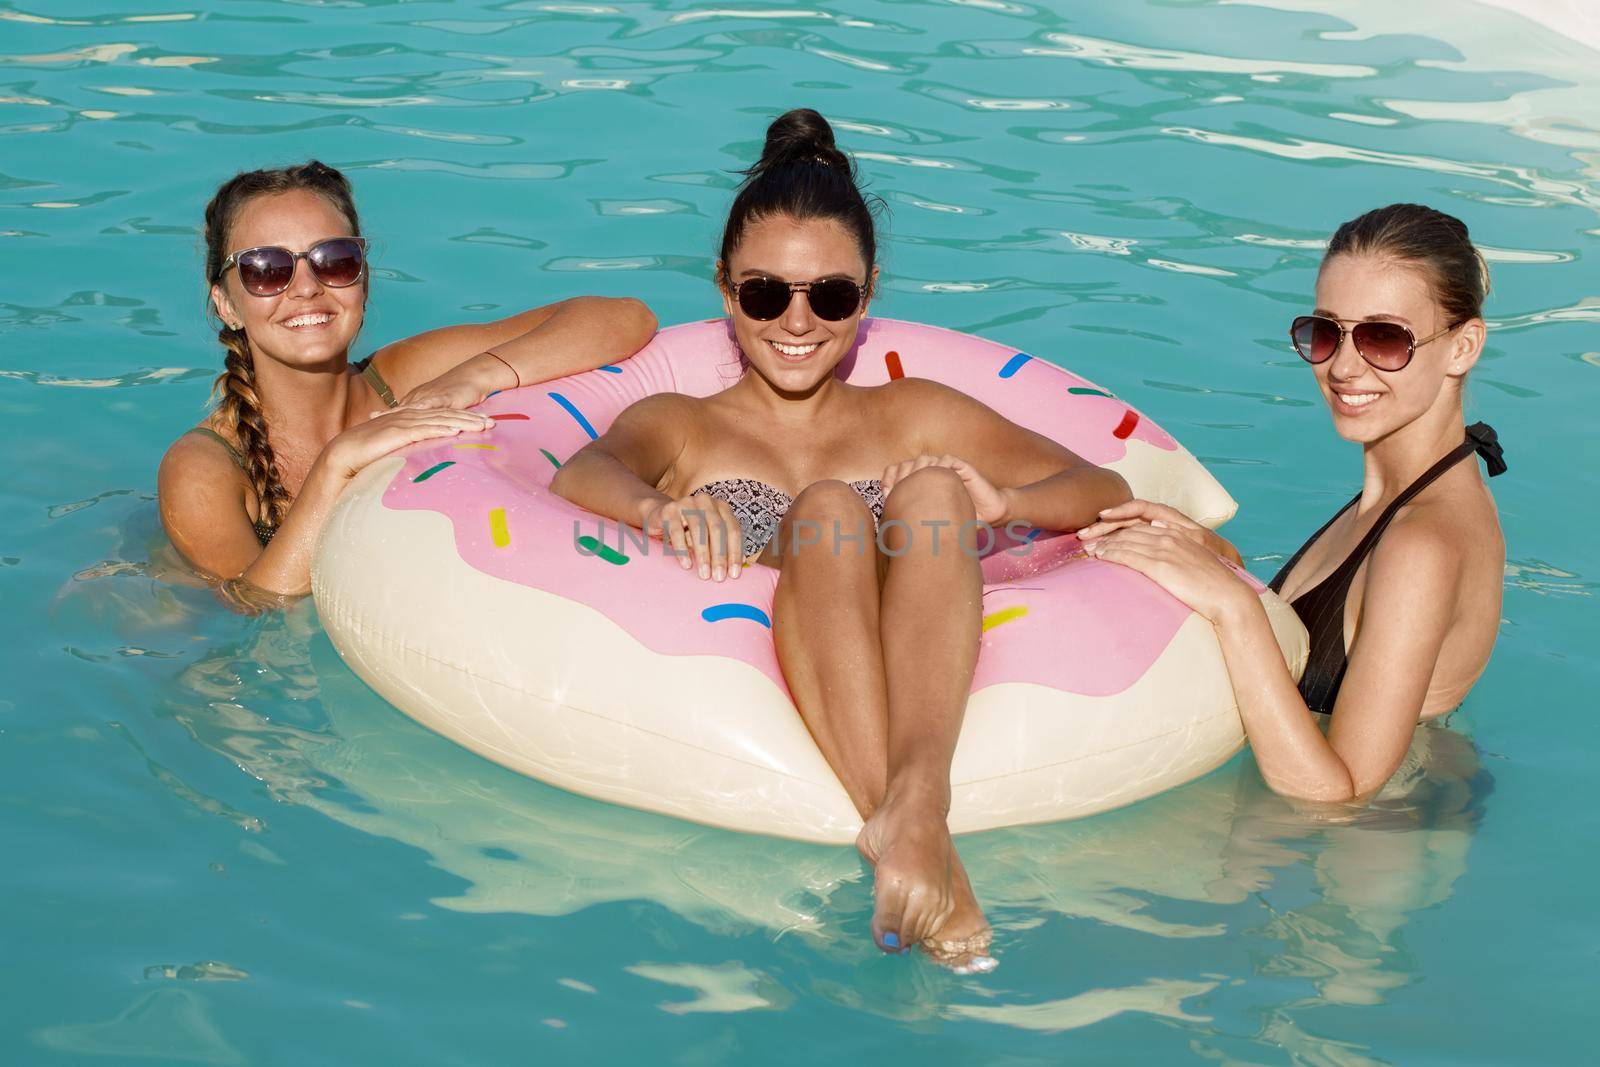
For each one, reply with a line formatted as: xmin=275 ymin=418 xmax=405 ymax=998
xmin=381 ymin=318 xmax=1204 ymax=699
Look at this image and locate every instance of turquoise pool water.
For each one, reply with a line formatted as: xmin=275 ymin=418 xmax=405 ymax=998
xmin=4 ymin=0 xmax=1595 ymax=1061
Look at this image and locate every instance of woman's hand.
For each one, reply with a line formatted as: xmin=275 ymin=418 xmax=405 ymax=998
xmin=1083 ymin=522 xmax=1255 ymax=624
xmin=883 ymin=453 xmax=1009 ymax=525
xmin=1078 ymin=499 xmax=1243 ymax=567
xmin=389 ymin=352 xmax=516 ymax=413
xmin=323 ymin=406 xmax=495 ymax=481
xmin=639 ymin=493 xmax=746 ymax=582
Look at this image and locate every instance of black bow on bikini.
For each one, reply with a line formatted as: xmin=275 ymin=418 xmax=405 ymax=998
xmin=1466 ymin=421 xmax=1508 ymax=477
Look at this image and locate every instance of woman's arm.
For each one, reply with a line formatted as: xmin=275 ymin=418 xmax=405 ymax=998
xmin=891 ymin=379 xmax=1131 ymax=530
xmin=1077 ymin=500 xmax=1245 ymax=566
xmin=550 ymin=392 xmax=689 ymax=527
xmin=550 ymin=393 xmax=744 ymax=580
xmin=372 ymin=296 xmax=657 ymax=409
xmin=1086 ymin=516 xmax=1463 ymax=802
xmin=159 ymin=408 xmax=496 ymax=611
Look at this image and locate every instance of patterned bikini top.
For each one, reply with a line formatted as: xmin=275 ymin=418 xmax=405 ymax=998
xmin=690 ymin=478 xmax=887 ymax=560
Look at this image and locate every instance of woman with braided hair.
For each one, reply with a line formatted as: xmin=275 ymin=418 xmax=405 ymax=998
xmin=159 ymin=160 xmax=655 ymax=611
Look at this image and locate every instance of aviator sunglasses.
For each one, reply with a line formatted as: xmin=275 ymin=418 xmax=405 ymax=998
xmin=731 ymin=276 xmax=868 ymax=322
xmin=1289 ymin=314 xmax=1462 ymax=372
xmin=220 ymin=236 xmax=368 ymax=297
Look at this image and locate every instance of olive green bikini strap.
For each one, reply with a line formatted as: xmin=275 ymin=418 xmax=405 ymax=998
xmin=184 ymin=426 xmax=248 ymax=473
xmin=357 ymin=355 xmax=398 ymax=408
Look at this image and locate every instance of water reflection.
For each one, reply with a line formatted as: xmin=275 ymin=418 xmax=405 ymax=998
xmin=131 ymin=589 xmax=1488 ymax=1042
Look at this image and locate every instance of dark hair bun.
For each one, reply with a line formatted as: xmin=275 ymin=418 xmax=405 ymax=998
xmin=719 ymin=108 xmax=883 ymax=286
xmin=747 ymin=108 xmax=852 ymax=178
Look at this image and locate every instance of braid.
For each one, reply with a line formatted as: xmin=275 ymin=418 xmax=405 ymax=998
xmin=212 ymin=325 xmax=291 ymax=528
xmin=201 ymin=159 xmax=363 ymax=536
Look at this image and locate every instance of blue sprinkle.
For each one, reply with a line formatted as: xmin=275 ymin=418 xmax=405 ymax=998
xmin=548 ymin=391 xmax=598 ymax=440
xmin=1024 ymin=527 xmax=1044 ymax=542
xmin=598 ymin=364 xmax=623 ymax=374
xmin=998 ymin=352 xmax=1033 ymax=379
xmin=701 ymin=603 xmax=772 ymax=628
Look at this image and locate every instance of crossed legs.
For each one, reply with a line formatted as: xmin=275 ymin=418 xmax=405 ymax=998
xmin=769 ymin=468 xmax=991 ymax=968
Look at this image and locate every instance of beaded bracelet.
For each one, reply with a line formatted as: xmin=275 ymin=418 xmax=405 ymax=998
xmin=485 ymin=349 xmax=521 ymax=390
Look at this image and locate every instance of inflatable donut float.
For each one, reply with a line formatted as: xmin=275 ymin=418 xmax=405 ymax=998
xmin=313 ymin=318 xmax=1308 ymax=844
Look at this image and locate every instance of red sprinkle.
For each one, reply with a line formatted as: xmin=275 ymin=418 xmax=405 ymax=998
xmin=1113 ymin=409 xmax=1140 ymax=440
xmin=490 ymin=413 xmax=529 ymax=421
xmin=885 ymin=350 xmax=904 ymax=380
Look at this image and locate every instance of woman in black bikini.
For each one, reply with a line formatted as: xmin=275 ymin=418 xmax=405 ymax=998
xmin=158 ymin=161 xmax=656 ymax=610
xmin=1078 ymin=204 xmax=1506 ymax=802
xmin=550 ymin=109 xmax=1131 ymax=970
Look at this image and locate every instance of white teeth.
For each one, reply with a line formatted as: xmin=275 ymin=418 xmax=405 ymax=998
xmin=283 ymin=312 xmax=333 ymax=328
xmin=771 ymin=340 xmax=819 ymax=357
xmin=1338 ymin=392 xmax=1379 ymax=407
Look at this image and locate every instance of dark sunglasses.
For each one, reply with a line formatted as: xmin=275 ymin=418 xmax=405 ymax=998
xmin=1289 ymin=314 xmax=1462 ymax=372
xmin=220 ymin=236 xmax=368 ymax=297
xmin=731 ymin=276 xmax=867 ymax=322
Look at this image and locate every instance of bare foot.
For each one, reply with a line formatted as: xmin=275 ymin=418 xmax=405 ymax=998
xmin=856 ymin=790 xmax=957 ymax=953
xmin=920 ymin=849 xmax=996 ymax=974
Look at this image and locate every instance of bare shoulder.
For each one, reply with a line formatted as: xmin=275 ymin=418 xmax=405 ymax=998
xmin=158 ymin=426 xmax=248 ymax=514
xmin=616 ymin=390 xmax=704 ymax=426
xmin=871 ymin=376 xmax=981 ymax=425
xmin=1369 ymin=483 xmax=1501 ymax=593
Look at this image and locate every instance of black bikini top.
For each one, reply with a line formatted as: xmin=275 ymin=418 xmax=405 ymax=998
xmin=1267 ymin=422 xmax=1506 ymax=715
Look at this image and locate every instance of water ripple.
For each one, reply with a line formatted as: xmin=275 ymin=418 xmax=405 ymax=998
xmin=1026 ymin=31 xmax=1378 ymax=78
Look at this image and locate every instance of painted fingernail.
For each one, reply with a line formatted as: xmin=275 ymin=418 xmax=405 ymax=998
xmin=713 ymin=566 xmax=725 ymax=581
xmin=1151 ymin=519 xmax=1168 ymax=528
xmin=883 ymin=931 xmax=900 ymax=949
xmin=699 ymin=564 xmax=709 ymax=579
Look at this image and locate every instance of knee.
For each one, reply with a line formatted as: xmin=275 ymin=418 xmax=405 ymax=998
xmin=883 ymin=465 xmax=973 ymax=522
xmin=777 ymin=480 xmax=873 ymax=560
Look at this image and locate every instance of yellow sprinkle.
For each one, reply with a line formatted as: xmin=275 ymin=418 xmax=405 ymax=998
xmin=453 ymin=443 xmax=499 ymax=450
xmin=981 ymin=605 xmax=1028 ymax=633
xmin=488 ymin=508 xmax=510 ymax=548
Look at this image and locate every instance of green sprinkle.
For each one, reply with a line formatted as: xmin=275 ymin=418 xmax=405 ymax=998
xmin=1068 ymin=387 xmax=1114 ymax=398
xmin=576 ymin=535 xmax=627 ymax=565
xmin=541 ymin=448 xmax=562 ymax=469
xmin=412 ymin=461 xmax=456 ymax=483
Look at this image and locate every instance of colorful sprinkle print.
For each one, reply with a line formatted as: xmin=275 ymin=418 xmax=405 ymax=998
xmin=981 ymin=605 xmax=1029 ymax=632
xmin=548 ymin=391 xmax=598 ymax=440
xmin=1068 ymin=387 xmax=1115 ymax=398
xmin=454 ymin=443 xmax=499 ymax=451
xmin=576 ymin=535 xmax=628 ymax=565
xmin=490 ymin=413 xmax=529 ymax=421
xmin=998 ymin=352 xmax=1032 ymax=379
xmin=488 ymin=508 xmax=510 ymax=548
xmin=540 ymin=448 xmax=562 ymax=470
xmin=1112 ymin=410 xmax=1141 ymax=440
xmin=701 ymin=603 xmax=773 ymax=628
xmin=885 ymin=350 xmax=904 ymax=381
xmin=412 ymin=461 xmax=456 ymax=483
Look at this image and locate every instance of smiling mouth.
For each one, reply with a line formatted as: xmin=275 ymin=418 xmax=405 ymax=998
xmin=282 ymin=312 xmax=335 ymax=329
xmin=768 ymin=339 xmax=820 ymax=360
xmin=1332 ymin=390 xmax=1380 ymax=410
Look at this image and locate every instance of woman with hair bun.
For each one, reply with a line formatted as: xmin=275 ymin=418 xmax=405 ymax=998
xmin=552 ymin=109 xmax=1132 ymax=971
xmin=1079 ymin=203 xmax=1506 ymax=802
xmin=159 ymin=160 xmax=656 ymax=611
